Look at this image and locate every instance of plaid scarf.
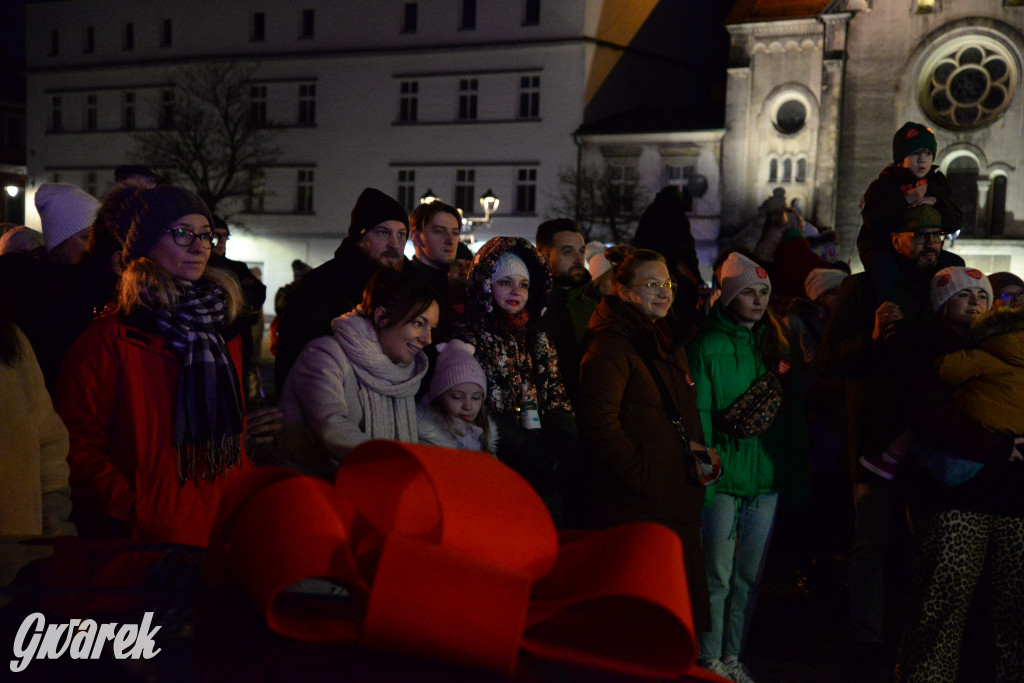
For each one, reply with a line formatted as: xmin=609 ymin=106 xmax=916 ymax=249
xmin=147 ymin=278 xmax=244 ymax=483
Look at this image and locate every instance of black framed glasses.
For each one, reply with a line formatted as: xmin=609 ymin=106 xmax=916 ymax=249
xmin=633 ymin=281 xmax=678 ymax=295
xmin=166 ymin=227 xmax=219 ymax=249
xmin=901 ymin=230 xmax=946 ymax=245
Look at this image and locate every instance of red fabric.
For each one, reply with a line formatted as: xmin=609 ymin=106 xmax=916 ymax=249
xmin=773 ymin=235 xmax=830 ymax=301
xmin=55 ymin=313 xmax=254 ymax=547
xmin=206 ymin=441 xmax=729 ymax=681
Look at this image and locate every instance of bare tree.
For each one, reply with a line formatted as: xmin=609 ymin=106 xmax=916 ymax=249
xmin=133 ymin=62 xmax=281 ymax=217
xmin=549 ymin=164 xmax=646 ymax=244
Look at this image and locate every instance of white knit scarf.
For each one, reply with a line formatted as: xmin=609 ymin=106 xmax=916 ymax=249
xmin=331 ymin=312 xmax=427 ymax=443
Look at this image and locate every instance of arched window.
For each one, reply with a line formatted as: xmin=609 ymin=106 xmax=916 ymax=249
xmin=768 ymin=158 xmax=778 ymax=183
xmin=782 ymin=158 xmax=792 ymax=183
xmin=796 ymin=158 xmax=807 ymax=182
xmin=990 ymin=175 xmax=1007 ymax=236
xmin=947 ymin=156 xmax=979 ymax=234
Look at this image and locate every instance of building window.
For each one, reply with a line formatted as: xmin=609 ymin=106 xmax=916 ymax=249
xmin=83 ymin=26 xmax=94 ymax=54
xmin=608 ymin=165 xmax=637 ymax=214
xmin=250 ymin=86 xmax=267 ymax=126
xmin=300 ymin=9 xmax=315 ymax=38
xmin=402 ymin=3 xmax=418 ymax=33
xmin=515 ymin=168 xmax=537 ymax=214
xmin=518 ymin=75 xmax=540 ymax=119
xmin=920 ymin=39 xmax=1017 ymax=131
xmin=768 ymin=158 xmax=778 ymax=183
xmin=458 ymin=79 xmax=478 ymax=120
xmin=454 ymin=169 xmax=475 ymax=213
xmin=460 ymin=0 xmax=477 ymax=29
xmin=84 ymin=171 xmax=98 ymax=198
xmin=916 ymin=0 xmax=937 ymax=13
xmin=296 ymin=170 xmax=314 ymax=213
xmin=85 ymin=93 xmax=98 ymax=131
xmin=773 ymin=98 xmax=806 ymax=134
xmin=796 ymin=158 xmax=807 ymax=182
xmin=123 ymin=22 xmax=134 ymax=51
xmin=160 ymin=88 xmax=175 ymax=129
xmin=524 ymin=0 xmax=541 ymax=25
xmin=298 ymin=83 xmax=316 ymax=124
xmin=122 ymin=91 xmax=136 ymax=130
xmin=397 ymin=169 xmax=416 ymax=211
xmin=50 ymin=96 xmax=62 ymax=132
xmin=399 ymin=81 xmax=418 ymax=122
xmin=664 ymin=163 xmax=695 ymax=193
xmin=248 ymin=169 xmax=266 ymax=213
xmin=782 ymin=158 xmax=793 ymax=183
xmin=251 ymin=12 xmax=265 ymax=41
xmin=160 ymin=18 xmax=173 ymax=47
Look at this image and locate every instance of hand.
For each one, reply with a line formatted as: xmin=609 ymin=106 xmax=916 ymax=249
xmin=1010 ymin=437 xmax=1024 ymax=463
xmin=904 ymin=181 xmax=928 ymax=204
xmin=908 ymin=196 xmax=937 ymax=208
xmin=245 ymin=407 xmax=283 ymax=449
xmin=872 ymin=301 xmax=904 ymax=341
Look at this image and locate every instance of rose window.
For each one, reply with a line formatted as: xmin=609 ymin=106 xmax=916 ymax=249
xmin=921 ymin=43 xmax=1016 ymax=131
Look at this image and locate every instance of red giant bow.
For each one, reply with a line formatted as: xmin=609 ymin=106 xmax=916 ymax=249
xmin=206 ymin=440 xmax=725 ymax=681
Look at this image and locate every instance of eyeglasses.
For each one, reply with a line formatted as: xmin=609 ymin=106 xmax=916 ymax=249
xmin=633 ymin=281 xmax=678 ymax=295
xmin=166 ymin=226 xmax=219 ymax=249
xmin=901 ymin=230 xmax=946 ymax=245
xmin=1000 ymin=290 xmax=1024 ymax=303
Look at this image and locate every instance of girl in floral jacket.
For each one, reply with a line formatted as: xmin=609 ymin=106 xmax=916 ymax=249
xmin=452 ymin=236 xmax=578 ymax=523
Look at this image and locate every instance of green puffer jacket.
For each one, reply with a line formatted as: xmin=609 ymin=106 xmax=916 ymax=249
xmin=688 ymin=303 xmax=808 ymax=506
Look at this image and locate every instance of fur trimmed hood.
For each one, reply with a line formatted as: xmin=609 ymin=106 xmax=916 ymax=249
xmin=464 ymin=236 xmax=551 ymax=323
xmin=969 ymin=305 xmax=1024 ymax=367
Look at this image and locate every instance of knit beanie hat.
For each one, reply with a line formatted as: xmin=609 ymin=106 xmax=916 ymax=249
xmin=105 ymin=182 xmax=213 ymax=263
xmin=35 ymin=183 xmax=101 ymax=252
xmin=986 ymin=271 xmax=1024 ymax=297
xmin=491 ymin=251 xmax=530 ymax=282
xmin=717 ymin=252 xmax=771 ymax=308
xmin=349 ymin=187 xmax=409 ymax=240
xmin=427 ymin=340 xmax=487 ymax=402
xmin=930 ymin=267 xmax=992 ymax=312
xmin=892 ymin=122 xmax=937 ymax=164
xmin=0 ymin=226 xmax=45 ymax=255
xmin=804 ymin=268 xmax=848 ymax=302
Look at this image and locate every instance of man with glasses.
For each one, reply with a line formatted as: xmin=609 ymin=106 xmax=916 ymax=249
xmin=407 ymin=200 xmax=465 ymax=342
xmin=536 ymin=218 xmax=597 ymax=409
xmin=818 ymin=203 xmax=966 ymax=677
xmin=274 ymin=188 xmax=410 ymax=396
xmin=987 ymin=272 xmax=1024 ymax=310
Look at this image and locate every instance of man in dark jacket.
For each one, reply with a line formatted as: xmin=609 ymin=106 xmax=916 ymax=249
xmin=407 ymin=200 xmax=466 ymax=342
xmin=273 ymin=187 xmax=409 ymax=394
xmin=817 ymin=203 xmax=964 ymax=674
xmin=536 ymin=218 xmax=596 ymax=408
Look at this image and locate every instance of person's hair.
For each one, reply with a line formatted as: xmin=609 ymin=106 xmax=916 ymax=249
xmin=535 ymin=218 xmax=581 ymax=251
xmin=430 ymin=391 xmax=492 ymax=452
xmin=117 ymin=259 xmax=243 ymax=320
xmin=723 ymin=295 xmax=791 ymax=372
xmin=410 ymin=201 xmax=461 ymax=233
xmin=360 ymin=266 xmax=440 ymax=331
xmin=609 ymin=248 xmax=666 ymax=288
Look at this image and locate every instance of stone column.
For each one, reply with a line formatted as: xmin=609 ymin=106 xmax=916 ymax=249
xmin=814 ymin=13 xmax=852 ymax=231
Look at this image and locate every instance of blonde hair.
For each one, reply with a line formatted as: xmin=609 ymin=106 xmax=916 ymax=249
xmin=430 ymin=393 xmax=493 ymax=453
xmin=117 ymin=259 xmax=243 ymax=321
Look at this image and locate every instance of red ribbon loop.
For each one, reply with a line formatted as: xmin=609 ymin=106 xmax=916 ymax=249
xmin=206 ymin=440 xmax=720 ymax=679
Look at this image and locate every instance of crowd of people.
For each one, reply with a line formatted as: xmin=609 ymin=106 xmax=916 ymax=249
xmin=2 ymin=121 xmax=1023 ymax=682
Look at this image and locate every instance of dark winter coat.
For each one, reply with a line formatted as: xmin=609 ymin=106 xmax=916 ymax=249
xmin=538 ymin=274 xmax=598 ymax=408
xmin=577 ymin=294 xmax=710 ymax=632
xmin=407 ymin=256 xmax=465 ymax=343
xmin=858 ymin=164 xmax=962 ymax=253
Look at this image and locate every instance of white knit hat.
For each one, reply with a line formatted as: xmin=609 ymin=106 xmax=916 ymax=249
xmin=717 ymin=252 xmax=771 ymax=308
xmin=491 ymin=251 xmax=530 ymax=282
xmin=35 ymin=183 xmax=101 ymax=252
xmin=804 ymin=268 xmax=848 ymax=302
xmin=930 ymin=267 xmax=992 ymax=312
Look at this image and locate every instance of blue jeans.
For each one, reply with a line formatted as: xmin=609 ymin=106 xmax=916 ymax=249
xmin=698 ymin=492 xmax=779 ymax=661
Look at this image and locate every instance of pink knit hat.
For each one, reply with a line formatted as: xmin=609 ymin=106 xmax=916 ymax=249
xmin=716 ymin=252 xmax=771 ymax=308
xmin=427 ymin=340 xmax=488 ymax=402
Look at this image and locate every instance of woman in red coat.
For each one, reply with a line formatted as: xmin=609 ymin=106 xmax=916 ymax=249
xmin=56 ymin=181 xmax=252 ymax=546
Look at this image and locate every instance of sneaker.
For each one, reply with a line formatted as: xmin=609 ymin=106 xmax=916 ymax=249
xmin=724 ymin=659 xmax=757 ymax=683
xmin=859 ymin=451 xmax=900 ymax=480
xmin=698 ymin=658 xmax=734 ymax=680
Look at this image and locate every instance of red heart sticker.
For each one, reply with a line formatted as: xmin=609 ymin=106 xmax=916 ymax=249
xmin=906 ymin=129 xmax=920 ymax=139
xmin=937 ymin=273 xmax=951 ymax=287
xmin=777 ymin=360 xmax=791 ymax=375
xmin=966 ymin=269 xmax=983 ymax=280
xmin=685 ymin=371 xmax=694 ymax=386
xmin=756 ymin=267 xmax=768 ymax=279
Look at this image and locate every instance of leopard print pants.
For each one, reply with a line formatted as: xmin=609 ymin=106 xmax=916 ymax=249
xmin=896 ymin=510 xmax=1024 ymax=682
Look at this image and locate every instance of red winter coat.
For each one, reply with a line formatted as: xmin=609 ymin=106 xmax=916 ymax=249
xmin=55 ymin=312 xmax=253 ymax=546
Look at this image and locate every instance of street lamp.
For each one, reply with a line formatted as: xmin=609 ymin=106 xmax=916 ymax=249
xmin=5 ymin=186 xmax=18 ymax=198
xmin=420 ymin=189 xmax=439 ymax=205
xmin=479 ymin=189 xmax=499 ymax=221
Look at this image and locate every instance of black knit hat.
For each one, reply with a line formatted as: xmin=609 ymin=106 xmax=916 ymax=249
xmin=892 ymin=122 xmax=937 ymax=164
xmin=348 ymin=187 xmax=409 ymax=240
xmin=103 ymin=181 xmax=213 ymax=263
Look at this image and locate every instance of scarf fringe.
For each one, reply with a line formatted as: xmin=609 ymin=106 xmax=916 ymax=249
xmin=176 ymin=435 xmax=243 ymax=485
